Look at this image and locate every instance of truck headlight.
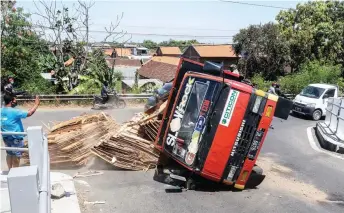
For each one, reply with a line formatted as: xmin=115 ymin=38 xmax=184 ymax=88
xmin=306 ymin=103 xmax=316 ymax=107
xmin=252 ymin=96 xmax=263 ymax=113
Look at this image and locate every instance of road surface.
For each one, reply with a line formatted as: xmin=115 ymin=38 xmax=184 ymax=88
xmin=1 ymin=107 xmax=344 ymax=213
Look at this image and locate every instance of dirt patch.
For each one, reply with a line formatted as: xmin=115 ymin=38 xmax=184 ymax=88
xmin=257 ymin=156 xmax=328 ymax=202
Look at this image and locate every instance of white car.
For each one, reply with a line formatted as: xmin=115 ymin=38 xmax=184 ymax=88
xmin=292 ymin=83 xmax=339 ymax=120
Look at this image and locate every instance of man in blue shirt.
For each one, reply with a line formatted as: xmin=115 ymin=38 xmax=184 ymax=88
xmin=1 ymin=94 xmax=40 ymax=169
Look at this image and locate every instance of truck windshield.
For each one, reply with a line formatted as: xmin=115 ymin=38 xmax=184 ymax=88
xmin=300 ymin=86 xmax=325 ymax=99
xmin=178 ymin=82 xmax=208 ymax=144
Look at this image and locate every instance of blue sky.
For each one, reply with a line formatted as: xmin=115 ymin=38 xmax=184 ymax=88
xmin=17 ymin=0 xmax=306 ymax=44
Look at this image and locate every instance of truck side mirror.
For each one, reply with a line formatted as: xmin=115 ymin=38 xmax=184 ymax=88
xmin=203 ymin=61 xmax=223 ymax=76
xmin=323 ymin=94 xmax=329 ymax=99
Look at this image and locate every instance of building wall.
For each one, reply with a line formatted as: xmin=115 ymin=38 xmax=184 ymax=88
xmin=182 ymin=46 xmax=201 ymax=61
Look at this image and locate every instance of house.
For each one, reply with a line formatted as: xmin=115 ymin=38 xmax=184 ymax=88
xmin=114 ymin=48 xmax=132 ymax=58
xmin=128 ymin=47 xmax=152 ymax=60
xmin=156 ymin=46 xmax=181 ymax=57
xmin=138 ymin=56 xmax=180 ymax=83
xmin=182 ymin=44 xmax=240 ymax=69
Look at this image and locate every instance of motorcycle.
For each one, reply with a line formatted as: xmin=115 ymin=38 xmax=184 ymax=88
xmin=92 ymin=92 xmax=126 ymax=109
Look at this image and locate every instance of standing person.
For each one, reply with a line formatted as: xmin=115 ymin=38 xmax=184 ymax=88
xmin=268 ymin=83 xmax=278 ymax=95
xmin=229 ymin=64 xmax=240 ymax=75
xmin=1 ymin=94 xmax=40 ymax=170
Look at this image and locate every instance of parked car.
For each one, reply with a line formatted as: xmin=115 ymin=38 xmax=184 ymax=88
xmin=292 ymin=83 xmax=339 ymax=120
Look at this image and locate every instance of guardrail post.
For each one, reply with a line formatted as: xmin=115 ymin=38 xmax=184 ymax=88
xmin=27 ymin=126 xmax=44 ymax=185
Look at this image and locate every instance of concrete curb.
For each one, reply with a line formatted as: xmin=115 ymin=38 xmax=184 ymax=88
xmin=0 ymin=172 xmax=81 ymax=213
xmin=315 ymin=123 xmax=344 ymax=154
xmin=50 ymin=172 xmax=81 ymax=213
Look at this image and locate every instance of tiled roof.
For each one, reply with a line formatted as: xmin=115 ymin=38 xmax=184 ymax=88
xmin=138 ymin=60 xmax=177 ymax=83
xmin=158 ymin=46 xmax=181 ymax=55
xmin=151 ymin=56 xmax=180 ymax=66
xmin=193 ymin=45 xmax=238 ymax=58
xmin=103 ymin=49 xmax=114 ymax=56
xmin=106 ymin=58 xmax=142 ymax=68
xmin=114 ymin=48 xmax=132 ymax=57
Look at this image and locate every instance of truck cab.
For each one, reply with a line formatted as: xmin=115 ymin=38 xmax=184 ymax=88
xmin=154 ymin=58 xmax=293 ymax=190
xmin=292 ymin=83 xmax=338 ymax=120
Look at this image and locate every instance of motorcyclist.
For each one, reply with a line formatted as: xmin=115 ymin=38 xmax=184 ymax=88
xmin=3 ymin=77 xmax=26 ymax=96
xmin=101 ymin=81 xmax=110 ymax=104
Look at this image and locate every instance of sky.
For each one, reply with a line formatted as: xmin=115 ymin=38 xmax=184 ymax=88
xmin=17 ymin=0 xmax=307 ymax=44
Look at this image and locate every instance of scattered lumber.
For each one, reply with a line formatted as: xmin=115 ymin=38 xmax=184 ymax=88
xmin=91 ymin=102 xmax=167 ymax=171
xmin=23 ymin=113 xmax=119 ymax=167
xmin=23 ymin=101 xmax=167 ymax=171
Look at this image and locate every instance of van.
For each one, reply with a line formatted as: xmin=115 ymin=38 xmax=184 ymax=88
xmin=292 ymin=83 xmax=338 ymax=120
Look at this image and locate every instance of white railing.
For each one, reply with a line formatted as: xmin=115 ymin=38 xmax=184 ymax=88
xmin=1 ymin=126 xmax=51 ymax=213
xmin=316 ymin=98 xmax=344 ymax=151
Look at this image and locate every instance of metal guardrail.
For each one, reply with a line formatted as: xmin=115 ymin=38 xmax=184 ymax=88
xmin=1 ymin=127 xmax=51 ymax=213
xmin=15 ymin=93 xmax=152 ymax=101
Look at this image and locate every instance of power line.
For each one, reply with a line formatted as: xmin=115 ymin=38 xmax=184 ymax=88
xmin=91 ymin=24 xmax=239 ymax=32
xmin=30 ymin=25 xmax=234 ymax=39
xmin=219 ymin=0 xmax=291 ymax=10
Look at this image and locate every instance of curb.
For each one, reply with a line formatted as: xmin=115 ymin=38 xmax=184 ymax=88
xmin=315 ymin=123 xmax=344 ymax=154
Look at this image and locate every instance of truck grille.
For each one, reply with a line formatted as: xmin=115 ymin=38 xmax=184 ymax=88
xmin=294 ymin=102 xmax=306 ymax=107
xmin=223 ymin=93 xmax=266 ymax=182
xmin=225 ymin=112 xmax=260 ymax=181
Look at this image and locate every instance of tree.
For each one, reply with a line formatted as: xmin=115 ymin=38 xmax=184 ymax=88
xmin=158 ymin=39 xmax=199 ymax=50
xmin=276 ymin=1 xmax=344 ymax=71
xmin=233 ymin=22 xmax=290 ymax=80
xmin=142 ymin=40 xmax=158 ymax=49
xmin=1 ymin=3 xmax=54 ymax=93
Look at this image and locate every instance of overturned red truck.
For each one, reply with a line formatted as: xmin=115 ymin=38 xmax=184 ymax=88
xmin=152 ymin=58 xmax=293 ymax=190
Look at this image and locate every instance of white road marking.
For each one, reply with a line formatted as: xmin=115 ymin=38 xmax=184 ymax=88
xmin=306 ymin=127 xmax=344 ymax=160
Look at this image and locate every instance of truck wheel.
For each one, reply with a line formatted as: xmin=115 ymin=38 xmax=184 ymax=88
xmin=245 ymin=166 xmax=265 ymax=189
xmin=186 ymin=178 xmax=196 ymax=190
xmin=312 ymin=109 xmax=322 ymax=121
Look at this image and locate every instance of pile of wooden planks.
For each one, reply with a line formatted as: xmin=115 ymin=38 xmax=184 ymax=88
xmin=91 ymin=111 xmax=161 ymax=171
xmin=23 ymin=112 xmax=119 ymax=167
xmin=23 ymin=101 xmax=166 ymax=170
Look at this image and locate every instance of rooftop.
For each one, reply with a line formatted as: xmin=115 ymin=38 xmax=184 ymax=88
xmin=158 ymin=46 xmax=181 ymax=55
xmin=150 ymin=56 xmax=180 ymax=66
xmin=192 ymin=44 xmax=238 ymax=58
xmin=138 ymin=60 xmax=177 ymax=83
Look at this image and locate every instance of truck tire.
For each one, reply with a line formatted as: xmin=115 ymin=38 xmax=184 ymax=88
xmin=312 ymin=109 xmax=322 ymax=121
xmin=245 ymin=165 xmax=265 ymax=189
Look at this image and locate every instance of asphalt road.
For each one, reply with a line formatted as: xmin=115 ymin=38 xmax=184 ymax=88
xmin=1 ymin=107 xmax=344 ymax=213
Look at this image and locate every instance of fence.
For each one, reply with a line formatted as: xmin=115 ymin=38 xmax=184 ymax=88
xmin=316 ymin=97 xmax=344 ymax=152
xmin=15 ymin=94 xmax=152 ymax=102
xmin=0 ymin=126 xmax=51 ymax=213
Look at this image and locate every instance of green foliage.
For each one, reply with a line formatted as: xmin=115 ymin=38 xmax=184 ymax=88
xmin=276 ymin=1 xmax=344 ymax=70
xmin=158 ymin=39 xmax=199 ymax=51
xmin=1 ymin=5 xmax=53 ymax=93
xmin=113 ymin=70 xmax=124 ymax=81
xmin=251 ymin=74 xmax=272 ymax=92
xmin=279 ymin=61 xmax=342 ymax=94
xmin=233 ymin=22 xmax=290 ymax=80
xmin=85 ymin=49 xmax=112 ymax=84
xmin=69 ymin=76 xmax=100 ymax=94
xmin=20 ymin=77 xmax=56 ymax=94
xmin=142 ymin=40 xmax=158 ymax=49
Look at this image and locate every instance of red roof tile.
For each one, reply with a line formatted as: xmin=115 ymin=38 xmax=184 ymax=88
xmin=138 ymin=60 xmax=177 ymax=82
xmin=106 ymin=58 xmax=142 ymax=68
